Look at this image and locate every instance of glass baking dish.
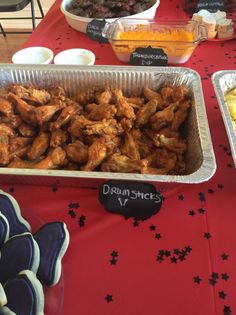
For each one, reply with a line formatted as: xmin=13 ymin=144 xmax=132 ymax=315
xmin=102 ymin=19 xmax=207 ymax=64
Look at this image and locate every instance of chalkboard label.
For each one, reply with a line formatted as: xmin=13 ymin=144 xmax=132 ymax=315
xmin=99 ymin=181 xmax=163 ymax=220
xmin=196 ymin=0 xmax=225 ymax=12
xmin=86 ymin=19 xmax=108 ymax=43
xmin=130 ymin=46 xmax=168 ymax=66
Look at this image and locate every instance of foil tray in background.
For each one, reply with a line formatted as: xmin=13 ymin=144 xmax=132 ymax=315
xmin=212 ymin=70 xmax=236 ymax=167
xmin=0 ymin=64 xmax=216 ymax=185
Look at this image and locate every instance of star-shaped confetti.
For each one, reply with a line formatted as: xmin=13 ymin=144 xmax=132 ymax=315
xmin=217 ymin=184 xmax=224 ymax=189
xmin=149 ymin=225 xmax=156 ymax=231
xmin=211 ymin=272 xmax=219 ymax=279
xmin=178 ymin=195 xmax=184 ymax=201
xmin=218 ymin=291 xmax=227 ymax=299
xmin=198 ymin=192 xmax=206 ymax=202
xmin=111 ymin=251 xmax=118 ymax=258
xmin=221 ymin=273 xmax=229 ymax=281
xmin=223 ymin=305 xmax=231 ymax=314
xmin=78 ymin=215 xmax=86 ymax=227
xmin=204 ymin=232 xmax=211 ymax=239
xmin=68 ymin=210 xmax=76 ymax=218
xmin=171 ymin=256 xmax=177 ymax=263
xmin=208 ymin=189 xmax=214 ymax=194
xmin=185 ymin=246 xmax=192 ymax=253
xmin=221 ymin=253 xmax=229 ymax=261
xmin=189 ymin=210 xmax=195 ymax=216
xmin=198 ymin=208 xmax=205 ymax=214
xmin=193 ymin=276 xmax=202 ymax=284
xmin=209 ymin=278 xmax=217 ymax=286
xmin=105 ymin=294 xmax=113 ymax=303
xmin=155 ymin=233 xmax=162 ymax=240
xmin=69 ymin=202 xmax=80 ymax=209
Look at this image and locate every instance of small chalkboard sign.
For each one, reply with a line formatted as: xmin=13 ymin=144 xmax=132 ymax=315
xmin=196 ymin=0 xmax=225 ymax=12
xmin=99 ymin=180 xmax=163 ymax=220
xmin=129 ymin=46 xmax=168 ymax=66
xmin=86 ymin=19 xmax=108 ymax=43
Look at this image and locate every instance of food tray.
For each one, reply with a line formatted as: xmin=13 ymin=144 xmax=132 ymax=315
xmin=0 ymin=64 xmax=216 ymax=184
xmin=212 ymin=70 xmax=236 ymax=167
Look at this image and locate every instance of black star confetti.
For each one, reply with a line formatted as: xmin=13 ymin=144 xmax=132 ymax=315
xmin=9 ymin=187 xmax=15 ymax=193
xmin=198 ymin=208 xmax=205 ymax=214
xmin=221 ymin=253 xmax=229 ymax=261
xmin=185 ymin=246 xmax=192 ymax=253
xmin=223 ymin=305 xmax=232 ymax=314
xmin=193 ymin=276 xmax=202 ymax=284
xmin=155 ymin=233 xmax=162 ymax=240
xmin=198 ymin=192 xmax=206 ymax=202
xmin=209 ymin=278 xmax=217 ymax=286
xmin=178 ymin=195 xmax=184 ymax=201
xmin=218 ymin=184 xmax=224 ymax=189
xmin=171 ymin=256 xmax=177 ymax=263
xmin=211 ymin=272 xmax=219 ymax=280
xmin=105 ymin=294 xmax=113 ymax=303
xmin=204 ymin=232 xmax=211 ymax=239
xmin=149 ymin=225 xmax=156 ymax=231
xmin=189 ymin=210 xmax=195 ymax=216
xmin=165 ymin=250 xmax=171 ymax=257
xmin=68 ymin=210 xmax=76 ymax=218
xmin=78 ymin=215 xmax=86 ymax=227
xmin=221 ymin=273 xmax=229 ymax=281
xmin=208 ymin=189 xmax=214 ymax=194
xmin=111 ymin=251 xmax=118 ymax=258
xmin=218 ymin=291 xmax=227 ymax=300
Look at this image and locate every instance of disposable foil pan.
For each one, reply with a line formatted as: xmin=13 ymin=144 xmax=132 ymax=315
xmin=212 ymin=70 xmax=236 ymax=167
xmin=0 ymin=64 xmax=216 ymax=184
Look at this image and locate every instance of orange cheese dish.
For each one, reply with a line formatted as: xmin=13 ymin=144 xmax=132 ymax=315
xmin=116 ymin=28 xmax=194 ymax=41
xmin=112 ymin=27 xmax=197 ymax=63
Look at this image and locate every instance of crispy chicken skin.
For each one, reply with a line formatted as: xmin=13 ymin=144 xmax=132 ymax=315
xmin=81 ymin=137 xmax=107 ymax=171
xmin=150 ymin=102 xmax=179 ymax=131
xmin=9 ymin=84 xmax=51 ymax=105
xmin=0 ymin=135 xmax=10 ymax=165
xmin=113 ymin=89 xmax=136 ymax=120
xmin=135 ymin=99 xmax=158 ymax=126
xmin=27 ymin=132 xmax=50 ymax=160
xmin=101 ymin=153 xmax=141 ymax=173
xmin=0 ymin=83 xmax=192 ymax=175
xmin=121 ymin=132 xmax=140 ymax=160
xmin=65 ymin=141 xmax=88 ymax=164
xmin=0 ymin=96 xmax=14 ymax=117
xmin=8 ymin=92 xmax=37 ymax=125
xmin=33 ymin=147 xmax=66 ymax=169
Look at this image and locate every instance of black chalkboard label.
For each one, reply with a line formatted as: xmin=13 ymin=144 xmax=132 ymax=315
xmin=196 ymin=0 xmax=225 ymax=12
xmin=129 ymin=46 xmax=168 ymax=66
xmin=99 ymin=181 xmax=163 ymax=220
xmin=86 ymin=19 xmax=108 ymax=43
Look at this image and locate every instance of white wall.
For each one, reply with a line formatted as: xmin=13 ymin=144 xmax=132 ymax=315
xmin=0 ymin=0 xmax=54 ymax=29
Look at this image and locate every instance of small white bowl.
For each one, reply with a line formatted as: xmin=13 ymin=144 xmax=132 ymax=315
xmin=12 ymin=47 xmax=54 ymax=64
xmin=53 ymin=48 xmax=95 ymax=65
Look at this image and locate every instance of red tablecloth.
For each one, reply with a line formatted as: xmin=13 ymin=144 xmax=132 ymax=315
xmin=1 ymin=1 xmax=236 ymax=314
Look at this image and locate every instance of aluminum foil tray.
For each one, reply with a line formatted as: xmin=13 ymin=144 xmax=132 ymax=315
xmin=0 ymin=64 xmax=216 ymax=184
xmin=212 ymin=70 xmax=236 ymax=167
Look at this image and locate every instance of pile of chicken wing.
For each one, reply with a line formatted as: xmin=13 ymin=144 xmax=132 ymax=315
xmin=0 ymin=83 xmax=192 ymax=174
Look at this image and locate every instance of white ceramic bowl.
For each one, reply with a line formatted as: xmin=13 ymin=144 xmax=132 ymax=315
xmin=53 ymin=48 xmax=95 ymax=65
xmin=61 ymin=0 xmax=160 ymax=33
xmin=12 ymin=47 xmax=54 ymax=64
